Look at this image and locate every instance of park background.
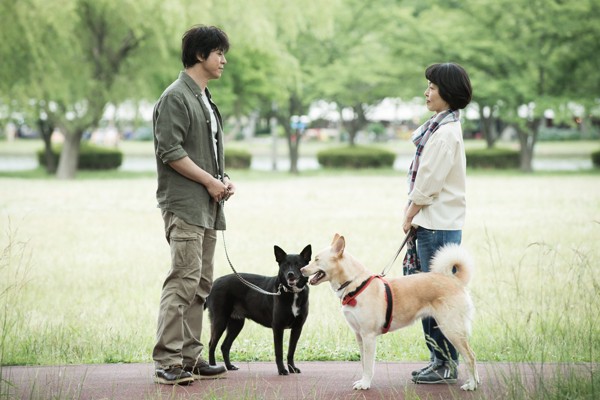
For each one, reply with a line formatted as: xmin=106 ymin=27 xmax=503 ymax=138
xmin=1 ymin=0 xmax=599 ymax=399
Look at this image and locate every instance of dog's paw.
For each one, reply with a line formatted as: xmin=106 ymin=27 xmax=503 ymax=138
xmin=460 ymin=380 xmax=478 ymax=391
xmin=352 ymin=379 xmax=371 ymax=390
xmin=278 ymin=369 xmax=289 ymax=376
xmin=288 ymin=364 xmax=301 ymax=374
xmin=225 ymin=364 xmax=239 ymax=371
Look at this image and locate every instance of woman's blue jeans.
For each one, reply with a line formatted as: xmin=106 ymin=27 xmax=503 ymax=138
xmin=416 ymin=227 xmax=462 ymax=363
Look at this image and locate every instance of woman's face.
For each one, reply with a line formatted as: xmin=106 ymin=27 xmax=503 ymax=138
xmin=424 ymin=81 xmax=450 ymax=113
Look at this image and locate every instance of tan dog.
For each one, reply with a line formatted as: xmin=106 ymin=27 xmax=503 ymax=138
xmin=301 ymin=234 xmax=479 ymax=391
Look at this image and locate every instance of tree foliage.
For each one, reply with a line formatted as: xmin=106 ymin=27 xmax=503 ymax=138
xmin=1 ymin=0 xmax=599 ymax=176
xmin=1 ymin=0 xmax=177 ymax=178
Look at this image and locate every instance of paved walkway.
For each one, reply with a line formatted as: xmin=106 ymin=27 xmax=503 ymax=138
xmin=0 ymin=361 xmax=588 ymax=400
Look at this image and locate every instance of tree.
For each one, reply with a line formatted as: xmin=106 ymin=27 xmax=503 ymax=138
xmin=0 ymin=0 xmax=66 ymax=172
xmin=192 ymin=0 xmax=331 ymax=173
xmin=211 ymin=45 xmax=285 ymax=139
xmin=265 ymin=1 xmax=341 ymax=173
xmin=4 ymin=0 xmax=598 ymax=177
xmin=56 ymin=0 xmax=175 ymax=179
xmin=544 ymin=0 xmax=600 ymax=133
xmin=423 ymin=0 xmax=600 ymax=170
xmin=310 ymin=0 xmax=414 ymax=146
xmin=1 ymin=0 xmax=178 ymax=179
xmin=216 ymin=0 xmax=338 ymax=174
xmin=479 ymin=0 xmax=600 ymax=171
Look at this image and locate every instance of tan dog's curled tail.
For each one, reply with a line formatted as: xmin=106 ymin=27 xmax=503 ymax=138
xmin=429 ymin=244 xmax=474 ymax=286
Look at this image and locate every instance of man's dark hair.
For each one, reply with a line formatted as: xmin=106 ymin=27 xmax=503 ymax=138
xmin=425 ymin=63 xmax=472 ymax=110
xmin=181 ymin=25 xmax=230 ymax=68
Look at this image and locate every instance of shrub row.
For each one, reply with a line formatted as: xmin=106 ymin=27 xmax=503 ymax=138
xmin=317 ymin=145 xmax=396 ymax=168
xmin=592 ymin=149 xmax=600 ymax=168
xmin=463 ymin=147 xmax=600 ymax=170
xmin=465 ymin=147 xmax=520 ymax=169
xmin=37 ymin=144 xmax=123 ymax=170
xmin=225 ymin=148 xmax=252 ymax=169
xmin=37 ymin=145 xmax=253 ymax=171
xmin=316 ymin=146 xmax=525 ymax=170
xmin=538 ymin=127 xmax=600 ymax=141
xmin=36 ymin=143 xmax=597 ymax=172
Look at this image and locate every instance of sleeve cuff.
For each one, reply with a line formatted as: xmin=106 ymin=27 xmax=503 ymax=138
xmin=408 ymin=188 xmax=433 ymax=206
xmin=160 ymin=147 xmax=188 ymax=164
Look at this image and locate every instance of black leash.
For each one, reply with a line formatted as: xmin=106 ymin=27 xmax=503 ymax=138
xmin=218 ymin=196 xmax=281 ymax=296
xmin=380 ymin=228 xmax=414 ymax=277
xmin=220 ymin=231 xmax=282 ymax=296
xmin=218 ymin=196 xmax=410 ymax=293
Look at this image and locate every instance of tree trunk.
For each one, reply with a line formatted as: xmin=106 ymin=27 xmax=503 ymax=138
xmin=516 ymin=119 xmax=541 ymax=173
xmin=37 ymin=118 xmax=57 ymax=174
xmin=518 ymin=134 xmax=534 ymax=173
xmin=342 ymin=103 xmax=368 ymax=147
xmin=288 ymin=129 xmax=300 ymax=174
xmin=56 ymin=132 xmax=83 ymax=179
xmin=346 ymin=120 xmax=357 ymax=146
xmin=478 ymin=104 xmax=504 ymax=149
xmin=278 ymin=94 xmax=304 ymax=174
xmin=480 ymin=114 xmax=496 ymax=149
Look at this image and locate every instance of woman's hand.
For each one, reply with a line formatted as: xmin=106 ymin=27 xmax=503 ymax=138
xmin=402 ymin=216 xmax=413 ymax=233
xmin=403 ymin=202 xmax=423 ymax=233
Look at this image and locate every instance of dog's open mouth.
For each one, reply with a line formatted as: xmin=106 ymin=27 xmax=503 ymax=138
xmin=309 ymin=270 xmax=326 ymax=285
xmin=287 ymin=278 xmax=298 ymax=287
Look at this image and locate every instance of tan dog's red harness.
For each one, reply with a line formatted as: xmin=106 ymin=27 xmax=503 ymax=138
xmin=341 ymin=275 xmax=393 ymax=334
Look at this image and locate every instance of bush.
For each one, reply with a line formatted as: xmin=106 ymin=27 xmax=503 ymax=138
xmin=592 ymin=149 xmax=600 ymax=168
xmin=37 ymin=144 xmax=123 ymax=171
xmin=538 ymin=126 xmax=600 ymax=141
xmin=466 ymin=147 xmax=520 ymax=169
xmin=317 ymin=145 xmax=396 ymax=169
xmin=225 ymin=148 xmax=252 ymax=169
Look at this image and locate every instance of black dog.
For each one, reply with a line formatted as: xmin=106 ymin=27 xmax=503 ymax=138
xmin=206 ymin=244 xmax=311 ymax=375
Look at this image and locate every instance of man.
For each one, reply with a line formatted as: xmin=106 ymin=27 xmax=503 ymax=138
xmin=152 ymin=25 xmax=235 ymax=385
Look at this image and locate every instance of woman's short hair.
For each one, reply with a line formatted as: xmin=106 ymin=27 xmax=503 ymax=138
xmin=425 ymin=63 xmax=472 ymax=110
xmin=181 ymin=25 xmax=230 ymax=68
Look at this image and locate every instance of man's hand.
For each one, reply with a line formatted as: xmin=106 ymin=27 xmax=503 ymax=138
xmin=206 ymin=178 xmax=230 ymax=202
xmin=223 ymin=178 xmax=236 ymax=201
xmin=168 ymin=157 xmax=230 ymax=202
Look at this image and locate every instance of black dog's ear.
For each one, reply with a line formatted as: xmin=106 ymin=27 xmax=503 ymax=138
xmin=300 ymin=245 xmax=312 ymax=263
xmin=274 ymin=245 xmax=287 ymax=263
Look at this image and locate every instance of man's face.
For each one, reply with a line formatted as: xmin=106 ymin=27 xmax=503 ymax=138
xmin=200 ymin=49 xmax=227 ymax=80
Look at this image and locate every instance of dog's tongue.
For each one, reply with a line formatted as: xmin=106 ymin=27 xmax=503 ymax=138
xmin=309 ymin=271 xmax=324 ymax=285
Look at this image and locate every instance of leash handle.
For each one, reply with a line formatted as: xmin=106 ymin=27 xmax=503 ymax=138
xmin=380 ymin=228 xmax=414 ymax=277
xmin=221 ymin=231 xmax=281 ymax=296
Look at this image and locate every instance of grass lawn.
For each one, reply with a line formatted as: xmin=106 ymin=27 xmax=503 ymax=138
xmin=1 ymin=168 xmax=599 ymax=369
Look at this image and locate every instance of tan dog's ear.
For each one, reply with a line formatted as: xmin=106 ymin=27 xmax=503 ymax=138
xmin=331 ymin=233 xmax=341 ymax=245
xmin=332 ymin=235 xmax=345 ymax=257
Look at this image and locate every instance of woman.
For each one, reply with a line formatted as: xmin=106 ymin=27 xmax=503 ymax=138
xmin=402 ymin=63 xmax=472 ymax=385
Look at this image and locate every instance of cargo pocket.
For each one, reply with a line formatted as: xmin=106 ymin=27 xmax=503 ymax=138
xmin=167 ymin=216 xmax=202 ymax=301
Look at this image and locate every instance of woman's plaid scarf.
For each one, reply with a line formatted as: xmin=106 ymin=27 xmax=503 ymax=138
xmin=402 ymin=109 xmax=459 ymax=275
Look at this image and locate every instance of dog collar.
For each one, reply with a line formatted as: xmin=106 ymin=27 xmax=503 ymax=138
xmin=337 ymin=273 xmax=361 ymax=293
xmin=279 ymin=284 xmax=306 ymax=294
xmin=341 ymin=275 xmax=393 ymax=334
xmin=337 ymin=280 xmax=353 ymax=292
